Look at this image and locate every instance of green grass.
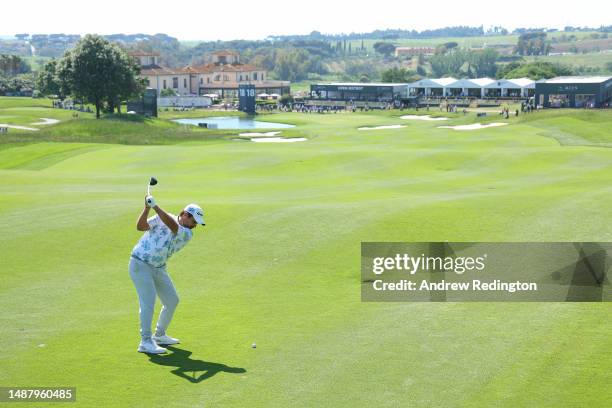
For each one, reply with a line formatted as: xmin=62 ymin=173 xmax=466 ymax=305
xmin=1 ymin=98 xmax=611 ymax=407
xmin=525 ymin=52 xmax=612 ymax=72
xmin=21 ymin=55 xmax=53 ymax=71
xmin=0 ymin=98 xmax=250 ymax=145
xmin=0 ymin=96 xmax=56 ymax=109
xmin=344 ymin=31 xmax=604 ymax=52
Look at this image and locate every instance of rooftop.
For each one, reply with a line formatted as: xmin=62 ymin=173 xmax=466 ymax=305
xmin=470 ymin=77 xmax=496 ymax=87
xmin=431 ymin=77 xmax=458 ymax=86
xmin=506 ymin=77 xmax=535 ymax=87
xmin=128 ymin=51 xmax=160 ymax=57
xmin=320 ymin=82 xmax=409 ymax=87
xmin=542 ymin=76 xmax=612 ymax=84
xmin=182 ymin=63 xmax=260 ymax=74
xmin=140 ymin=65 xmax=181 ymax=75
xmin=213 ymin=50 xmax=239 ymax=56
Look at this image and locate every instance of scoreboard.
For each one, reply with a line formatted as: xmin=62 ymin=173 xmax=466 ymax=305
xmin=239 ymin=84 xmax=256 ymax=114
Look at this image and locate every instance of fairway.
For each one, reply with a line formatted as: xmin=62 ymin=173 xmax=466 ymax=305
xmin=1 ymin=103 xmax=612 ymax=407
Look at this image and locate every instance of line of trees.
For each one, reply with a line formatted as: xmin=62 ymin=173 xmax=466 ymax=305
xmin=515 ymin=32 xmax=551 ymax=56
xmin=37 ymin=35 xmax=145 ymax=118
xmin=268 ymin=26 xmax=486 ymax=41
xmin=381 ymin=67 xmax=419 ymax=83
xmin=429 ymin=48 xmax=499 ymax=78
xmin=0 ymin=54 xmax=31 ymax=76
xmin=0 ymin=54 xmax=35 ymax=95
xmin=497 ymin=61 xmax=574 ymax=80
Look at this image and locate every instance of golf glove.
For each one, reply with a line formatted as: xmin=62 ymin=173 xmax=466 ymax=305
xmin=145 ymin=195 xmax=157 ymax=208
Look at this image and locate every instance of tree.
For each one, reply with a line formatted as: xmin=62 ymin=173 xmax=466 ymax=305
xmin=502 ymin=61 xmax=573 ymax=80
xmin=55 ymin=34 xmax=145 ymax=118
xmin=0 ymin=54 xmax=30 ymax=76
xmin=36 ymin=59 xmax=63 ymax=97
xmin=496 ymin=61 xmax=522 ymax=78
xmin=435 ymin=42 xmax=458 ymax=55
xmin=373 ymin=42 xmax=396 ymax=57
xmin=0 ymin=72 xmax=36 ymax=95
xmin=469 ymin=49 xmax=499 ymax=77
xmin=160 ymin=88 xmax=178 ymax=97
xmin=381 ymin=67 xmax=419 ymax=83
xmin=273 ymin=49 xmax=311 ymax=81
xmin=344 ymin=60 xmax=379 ymax=81
xmin=107 ymin=49 xmax=147 ymax=113
xmin=430 ymin=49 xmax=465 ymax=77
xmin=515 ymin=32 xmax=549 ymax=56
xmin=417 ymin=53 xmax=425 ymax=65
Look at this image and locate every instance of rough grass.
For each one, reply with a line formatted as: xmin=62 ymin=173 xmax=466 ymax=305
xmin=525 ymin=52 xmax=612 ymax=72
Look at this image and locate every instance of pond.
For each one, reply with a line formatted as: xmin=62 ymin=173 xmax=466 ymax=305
xmin=173 ymin=116 xmax=295 ymax=130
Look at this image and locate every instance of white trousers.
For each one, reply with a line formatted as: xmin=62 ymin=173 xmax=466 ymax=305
xmin=129 ymin=257 xmax=179 ymax=340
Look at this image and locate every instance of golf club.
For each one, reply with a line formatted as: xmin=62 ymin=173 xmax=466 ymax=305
xmin=146 ymin=177 xmax=158 ymax=207
xmin=147 ymin=176 xmax=158 ymax=196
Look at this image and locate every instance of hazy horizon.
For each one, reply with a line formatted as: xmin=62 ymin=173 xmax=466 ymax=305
xmin=1 ymin=0 xmax=610 ymax=42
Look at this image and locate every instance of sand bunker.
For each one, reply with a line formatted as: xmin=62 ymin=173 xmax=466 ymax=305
xmin=400 ymin=115 xmax=449 ymax=121
xmin=438 ymin=123 xmax=508 ymax=130
xmin=0 ymin=124 xmax=39 ymax=131
xmin=238 ymin=131 xmax=282 ymax=137
xmin=31 ymin=118 xmax=60 ymax=125
xmin=358 ymin=125 xmax=405 ymax=130
xmin=250 ymin=137 xmax=307 ymax=143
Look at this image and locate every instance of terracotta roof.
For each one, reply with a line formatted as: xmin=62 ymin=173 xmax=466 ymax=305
xmin=182 ymin=63 xmax=260 ymax=74
xmin=128 ymin=51 xmax=160 ymax=57
xmin=140 ymin=62 xmax=264 ymax=77
xmin=140 ymin=65 xmax=182 ymax=75
xmin=395 ymin=47 xmax=435 ymax=51
xmin=201 ymin=80 xmax=290 ymax=89
xmin=181 ymin=66 xmax=200 ymax=74
xmin=213 ymin=50 xmax=239 ymax=56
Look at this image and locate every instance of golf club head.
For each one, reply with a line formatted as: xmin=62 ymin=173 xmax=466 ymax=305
xmin=147 ymin=177 xmax=158 ymax=196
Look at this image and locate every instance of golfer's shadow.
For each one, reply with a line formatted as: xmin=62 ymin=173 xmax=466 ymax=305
xmin=147 ymin=346 xmax=246 ymax=383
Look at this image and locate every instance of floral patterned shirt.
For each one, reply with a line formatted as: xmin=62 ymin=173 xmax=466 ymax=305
xmin=131 ymin=214 xmax=193 ymax=267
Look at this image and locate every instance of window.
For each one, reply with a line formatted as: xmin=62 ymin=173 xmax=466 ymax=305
xmin=223 ymin=75 xmax=229 ymax=81
xmin=245 ymin=75 xmax=249 ymax=81
xmin=146 ymin=79 xmax=150 ymax=86
xmin=214 ymin=75 xmax=221 ymax=81
xmin=239 ymin=75 xmax=243 ymax=81
xmin=200 ymin=78 xmax=203 ymax=84
xmin=172 ymin=77 xmax=178 ymax=88
xmin=253 ymin=73 xmax=258 ymax=80
xmin=163 ymin=79 xmax=167 ymax=89
xmin=207 ymin=77 xmax=211 ymax=84
xmin=548 ymin=94 xmax=569 ymax=108
xmin=183 ymin=78 xmax=187 ymax=88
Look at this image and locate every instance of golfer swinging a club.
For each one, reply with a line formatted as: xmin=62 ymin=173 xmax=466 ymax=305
xmin=129 ymin=189 xmax=205 ymax=354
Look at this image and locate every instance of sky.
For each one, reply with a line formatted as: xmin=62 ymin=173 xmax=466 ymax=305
xmin=1 ymin=0 xmax=609 ymax=41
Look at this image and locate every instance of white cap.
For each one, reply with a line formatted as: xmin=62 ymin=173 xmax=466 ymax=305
xmin=184 ymin=203 xmax=205 ymax=225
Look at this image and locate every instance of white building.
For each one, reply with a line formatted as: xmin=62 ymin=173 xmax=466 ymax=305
xmin=408 ymin=77 xmax=535 ymax=98
xmin=129 ymin=50 xmax=290 ymax=98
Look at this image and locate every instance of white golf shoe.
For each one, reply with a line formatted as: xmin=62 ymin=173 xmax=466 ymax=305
xmin=137 ymin=338 xmax=167 ymax=354
xmin=152 ymin=334 xmax=180 ymax=345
